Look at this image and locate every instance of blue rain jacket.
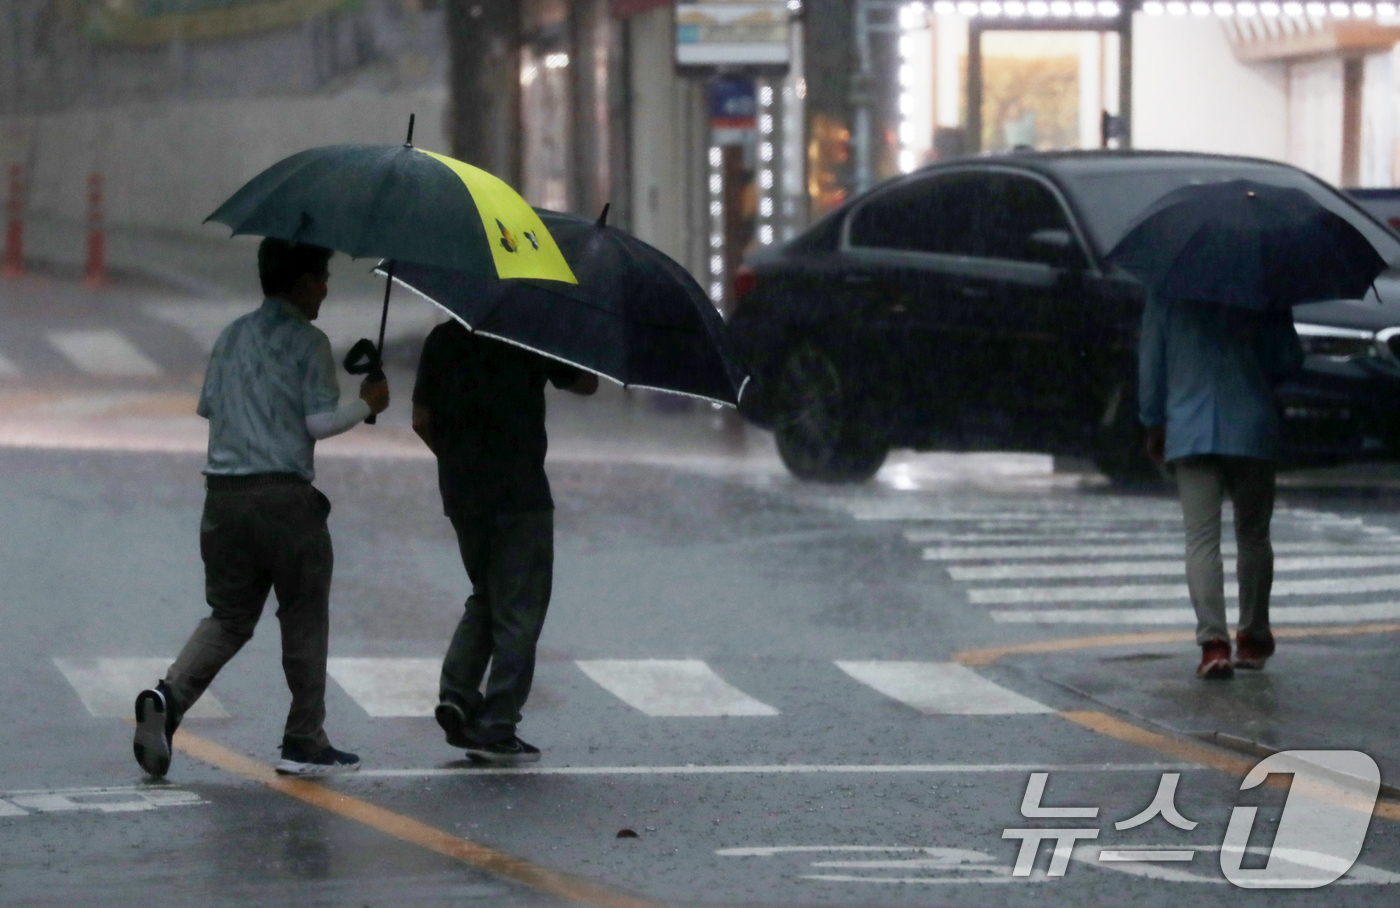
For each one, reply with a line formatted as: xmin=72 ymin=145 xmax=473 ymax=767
xmin=1138 ymin=294 xmax=1303 ymax=463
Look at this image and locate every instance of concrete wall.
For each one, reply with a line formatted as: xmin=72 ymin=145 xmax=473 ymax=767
xmin=627 ymin=5 xmax=708 ymax=279
xmin=1132 ymin=16 xmax=1288 ymax=163
xmin=0 ymin=86 xmax=448 ymax=234
xmin=1288 ymin=57 xmax=1345 ymax=185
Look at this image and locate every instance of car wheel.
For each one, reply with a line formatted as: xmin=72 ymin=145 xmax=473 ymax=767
xmin=773 ymin=343 xmax=888 ymax=482
xmin=1092 ymin=381 xmax=1166 ymax=487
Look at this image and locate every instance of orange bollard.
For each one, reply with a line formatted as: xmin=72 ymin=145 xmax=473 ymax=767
xmin=83 ymin=173 xmax=105 ymax=288
xmin=3 ymin=164 xmax=23 ymax=279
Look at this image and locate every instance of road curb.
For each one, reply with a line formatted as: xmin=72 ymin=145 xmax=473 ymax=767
xmin=1197 ymin=730 xmax=1400 ymax=801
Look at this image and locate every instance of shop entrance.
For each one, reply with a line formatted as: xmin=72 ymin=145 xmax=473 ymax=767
xmin=974 ymin=30 xmax=1121 ymax=153
xmin=964 ymin=14 xmax=1133 ymax=155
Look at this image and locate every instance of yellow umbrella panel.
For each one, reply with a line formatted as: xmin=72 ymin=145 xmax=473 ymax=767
xmin=418 ymin=149 xmax=577 ymax=284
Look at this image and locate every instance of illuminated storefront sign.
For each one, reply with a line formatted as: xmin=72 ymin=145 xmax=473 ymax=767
xmin=677 ymin=2 xmax=792 ymax=67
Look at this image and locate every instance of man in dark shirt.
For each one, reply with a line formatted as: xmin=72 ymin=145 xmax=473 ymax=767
xmin=412 ymin=319 xmax=597 ymax=763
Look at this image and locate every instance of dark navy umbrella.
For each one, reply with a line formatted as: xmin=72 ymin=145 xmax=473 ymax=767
xmin=1106 ymin=179 xmax=1387 ymax=310
xmin=376 ymin=205 xmax=749 ymax=407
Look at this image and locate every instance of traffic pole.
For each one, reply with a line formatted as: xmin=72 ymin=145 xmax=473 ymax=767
xmin=83 ymin=172 xmax=106 ymax=288
xmin=3 ymin=164 xmax=23 ymax=279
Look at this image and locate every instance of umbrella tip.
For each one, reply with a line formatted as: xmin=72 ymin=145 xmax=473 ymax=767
xmin=405 ymin=113 xmax=416 ymax=147
xmin=597 ymin=203 xmax=610 ymax=227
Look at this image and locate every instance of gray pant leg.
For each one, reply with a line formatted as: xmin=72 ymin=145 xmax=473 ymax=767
xmin=266 ymin=487 xmax=334 ymax=751
xmin=165 ymin=486 xmax=332 ymax=751
xmin=1175 ymin=456 xmax=1230 ymax=645
xmin=1223 ymin=456 xmax=1276 ymax=641
xmin=165 ymin=491 xmax=271 ymax=720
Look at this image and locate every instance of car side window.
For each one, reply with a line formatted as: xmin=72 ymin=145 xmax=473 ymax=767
xmin=847 ymin=173 xmax=982 ymax=256
xmin=980 ymin=174 xmax=1084 ymax=267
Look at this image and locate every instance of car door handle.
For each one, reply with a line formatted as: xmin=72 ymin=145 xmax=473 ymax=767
xmin=958 ymin=283 xmax=990 ymax=299
xmin=844 ymin=273 xmax=873 ymax=285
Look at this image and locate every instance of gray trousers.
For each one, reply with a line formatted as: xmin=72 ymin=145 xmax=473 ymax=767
xmin=440 ymin=509 xmax=553 ymax=744
xmin=1173 ymin=455 xmax=1275 ymax=646
xmin=164 ymin=483 xmax=333 ymax=751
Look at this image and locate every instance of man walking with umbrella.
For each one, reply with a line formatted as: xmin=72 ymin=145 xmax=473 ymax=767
xmin=413 ymin=322 xmax=597 ymax=764
xmin=1114 ymin=179 xmax=1385 ymax=679
xmin=1140 ymin=298 xmax=1302 ymax=679
xmin=132 ymin=239 xmax=389 ymax=777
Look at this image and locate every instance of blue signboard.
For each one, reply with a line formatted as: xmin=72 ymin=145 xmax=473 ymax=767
xmin=709 ymin=76 xmax=757 ymax=129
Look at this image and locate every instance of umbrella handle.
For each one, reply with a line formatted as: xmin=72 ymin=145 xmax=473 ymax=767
xmin=342 ymin=338 xmax=385 ymax=425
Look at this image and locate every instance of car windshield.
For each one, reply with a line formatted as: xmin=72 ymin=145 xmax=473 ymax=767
xmin=1058 ymin=158 xmax=1400 ymax=266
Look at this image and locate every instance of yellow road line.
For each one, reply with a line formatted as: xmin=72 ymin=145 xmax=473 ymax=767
xmin=1061 ymin=711 xmax=1400 ymax=823
xmin=954 ymin=622 xmax=1400 ymax=666
xmin=171 ymin=729 xmax=672 ymax=908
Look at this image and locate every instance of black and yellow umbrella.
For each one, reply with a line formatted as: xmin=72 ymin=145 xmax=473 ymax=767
xmin=206 ymin=122 xmax=575 ymax=283
xmin=205 ymin=117 xmax=576 ymax=418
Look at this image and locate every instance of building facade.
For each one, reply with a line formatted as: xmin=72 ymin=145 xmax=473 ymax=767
xmin=2 ymin=0 xmax=1398 ymax=304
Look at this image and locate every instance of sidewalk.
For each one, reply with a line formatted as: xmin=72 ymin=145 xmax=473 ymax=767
xmin=999 ymin=624 xmax=1400 ymax=787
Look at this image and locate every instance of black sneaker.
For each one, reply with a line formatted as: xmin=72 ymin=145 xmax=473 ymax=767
xmin=133 ymin=681 xmax=178 ymax=778
xmin=275 ymin=743 xmax=360 ymax=776
xmin=465 ymin=736 xmax=540 ymax=765
xmin=434 ymin=701 xmax=474 ymax=749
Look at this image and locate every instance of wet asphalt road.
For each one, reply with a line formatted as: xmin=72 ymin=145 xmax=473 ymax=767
xmin=5 ymin=442 xmax=1400 ymax=908
xmin=5 ymin=251 xmax=1400 ymax=907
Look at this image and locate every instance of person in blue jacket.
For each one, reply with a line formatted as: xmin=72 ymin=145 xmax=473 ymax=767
xmin=1139 ymin=294 xmax=1303 ymax=679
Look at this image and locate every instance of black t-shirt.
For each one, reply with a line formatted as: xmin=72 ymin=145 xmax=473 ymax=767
xmin=412 ymin=321 xmax=582 ymax=516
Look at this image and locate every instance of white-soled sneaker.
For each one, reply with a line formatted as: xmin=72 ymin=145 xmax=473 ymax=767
xmin=133 ymin=682 xmax=177 ymax=778
xmin=275 ymin=743 xmax=360 ymax=776
xmin=465 ymin=736 xmax=541 ymax=765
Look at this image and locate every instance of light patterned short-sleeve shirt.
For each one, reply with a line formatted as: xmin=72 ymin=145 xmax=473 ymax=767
xmin=199 ymin=298 xmax=341 ymax=479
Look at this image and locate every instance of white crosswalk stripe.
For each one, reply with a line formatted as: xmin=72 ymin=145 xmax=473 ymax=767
xmin=53 ymin=653 xmax=1069 ymax=723
xmin=991 ymin=602 xmax=1400 ymax=624
xmin=326 ymin=658 xmax=440 ymax=717
xmin=971 ymin=572 xmax=1400 ymax=605
xmin=825 ymin=498 xmax=1180 ymax=519
xmin=950 ymin=553 xmax=1400 ymax=581
xmin=47 ymin=330 xmax=161 ymax=377
xmin=835 ymin=661 xmax=1052 ymax=715
xmin=862 ymin=512 xmax=1181 ymax=525
xmin=923 ymin=540 xmax=1400 ymax=562
xmin=575 ymin=659 xmax=780 ymax=717
xmin=53 ymin=657 xmax=227 ymax=718
xmin=820 ymin=491 xmax=1400 ymax=627
xmin=906 ymin=529 xmax=1183 ymax=544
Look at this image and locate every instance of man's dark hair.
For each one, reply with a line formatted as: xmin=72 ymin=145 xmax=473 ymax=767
xmin=258 ymin=238 xmax=333 ymax=297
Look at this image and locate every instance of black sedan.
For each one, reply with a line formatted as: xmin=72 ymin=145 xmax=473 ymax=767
xmin=727 ymin=150 xmax=1400 ymax=483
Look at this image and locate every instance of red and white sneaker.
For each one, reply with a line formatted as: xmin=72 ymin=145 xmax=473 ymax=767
xmin=1197 ymin=640 xmax=1234 ymax=680
xmin=1234 ymin=631 xmax=1276 ymax=671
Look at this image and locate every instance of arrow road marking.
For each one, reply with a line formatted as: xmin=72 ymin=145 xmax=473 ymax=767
xmin=0 ymin=786 xmax=205 ymax=816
